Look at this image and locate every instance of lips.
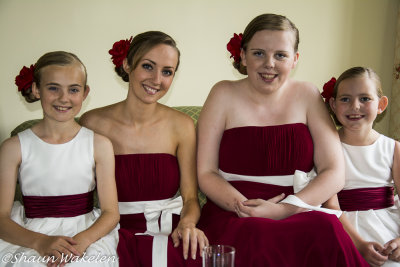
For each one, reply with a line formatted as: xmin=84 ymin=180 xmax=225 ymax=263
xmin=346 ymin=114 xmax=364 ymax=120
xmin=259 ymin=73 xmax=277 ymax=81
xmin=143 ymin=85 xmax=160 ymax=95
xmin=54 ymin=106 xmax=71 ymax=112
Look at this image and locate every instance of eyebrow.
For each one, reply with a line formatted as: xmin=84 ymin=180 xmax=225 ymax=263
xmin=249 ymin=48 xmax=289 ymax=53
xmin=338 ymin=93 xmax=372 ymax=97
xmin=45 ymin=82 xmax=83 ymax=87
xmin=143 ymin=59 xmax=175 ymax=69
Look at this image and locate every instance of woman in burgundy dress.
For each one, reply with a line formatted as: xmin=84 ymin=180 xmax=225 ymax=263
xmin=80 ymin=31 xmax=207 ymax=267
xmin=196 ymin=14 xmax=369 ymax=266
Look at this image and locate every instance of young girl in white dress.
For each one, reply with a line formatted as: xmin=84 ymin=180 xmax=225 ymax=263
xmin=0 ymin=51 xmax=119 ymax=267
xmin=322 ymin=66 xmax=400 ymax=267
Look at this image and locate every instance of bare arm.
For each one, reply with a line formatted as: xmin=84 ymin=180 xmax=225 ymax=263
xmin=392 ymin=141 xmax=400 ymax=198
xmin=171 ymin=114 xmax=208 ymax=260
xmin=381 ymin=140 xmax=400 ymax=262
xmin=296 ymin=85 xmax=345 ymax=205
xmin=197 ymin=82 xmax=247 ymax=212
xmin=72 ymin=133 xmax=119 ymax=253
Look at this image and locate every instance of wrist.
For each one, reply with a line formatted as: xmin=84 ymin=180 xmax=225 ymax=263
xmin=178 ymin=219 xmax=196 ymax=228
xmin=73 ymin=232 xmax=93 ymax=247
xmin=279 ymin=202 xmax=304 ymax=216
xmin=31 ymin=233 xmax=47 ymax=254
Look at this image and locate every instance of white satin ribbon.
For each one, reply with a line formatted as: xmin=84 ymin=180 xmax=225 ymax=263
xmin=280 ymin=195 xmax=342 ymax=217
xmin=220 ymin=169 xmax=342 ymax=217
xmin=118 ymin=196 xmax=183 ymax=267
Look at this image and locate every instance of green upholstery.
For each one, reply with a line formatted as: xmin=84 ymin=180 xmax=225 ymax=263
xmin=11 ymin=106 xmax=207 ymax=207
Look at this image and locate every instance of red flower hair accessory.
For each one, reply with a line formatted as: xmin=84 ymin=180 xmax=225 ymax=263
xmin=109 ymin=36 xmax=133 ymax=68
xmin=227 ymin=33 xmax=243 ymax=63
xmin=321 ymin=77 xmax=336 ymax=103
xmin=15 ymin=64 xmax=35 ymax=93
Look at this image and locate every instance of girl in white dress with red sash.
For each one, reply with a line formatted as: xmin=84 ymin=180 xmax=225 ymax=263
xmin=0 ymin=51 xmax=119 ymax=267
xmin=322 ymin=66 xmax=400 ymax=267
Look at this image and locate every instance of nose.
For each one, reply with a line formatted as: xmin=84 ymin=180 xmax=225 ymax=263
xmin=58 ymin=90 xmax=68 ymax=103
xmin=350 ymin=99 xmax=360 ymax=110
xmin=152 ymin=70 xmax=162 ymax=85
xmin=265 ymin=55 xmax=275 ymax=69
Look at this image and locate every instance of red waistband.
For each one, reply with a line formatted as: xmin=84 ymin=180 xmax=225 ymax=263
xmin=338 ymin=187 xmax=394 ymax=212
xmin=23 ymin=190 xmax=94 ymax=218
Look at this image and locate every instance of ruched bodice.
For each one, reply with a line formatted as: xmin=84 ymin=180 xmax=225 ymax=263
xmin=219 ymin=123 xmax=314 ymax=176
xmin=115 ymin=153 xmax=180 ymax=202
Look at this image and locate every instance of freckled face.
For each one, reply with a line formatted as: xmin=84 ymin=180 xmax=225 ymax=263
xmin=32 ymin=63 xmax=88 ymax=123
xmin=126 ymin=44 xmax=178 ymax=104
xmin=241 ymin=30 xmax=299 ymax=94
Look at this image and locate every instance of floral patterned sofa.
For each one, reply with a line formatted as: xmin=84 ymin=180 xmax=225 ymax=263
xmin=11 ymin=106 xmax=207 ymax=207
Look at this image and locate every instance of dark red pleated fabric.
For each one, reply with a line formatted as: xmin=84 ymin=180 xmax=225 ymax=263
xmin=198 ymin=124 xmax=369 ymax=267
xmin=115 ymin=153 xmax=201 ymax=267
xmin=338 ymin=187 xmax=394 ymax=211
xmin=23 ymin=191 xmax=94 ymax=218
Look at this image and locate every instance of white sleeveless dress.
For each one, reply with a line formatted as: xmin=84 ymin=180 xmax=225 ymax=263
xmin=342 ymin=134 xmax=400 ymax=266
xmin=0 ymin=127 xmax=119 ymax=267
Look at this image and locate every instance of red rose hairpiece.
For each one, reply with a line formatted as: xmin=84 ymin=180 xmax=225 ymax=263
xmin=109 ymin=36 xmax=133 ymax=68
xmin=15 ymin=64 xmax=35 ymax=93
xmin=321 ymin=77 xmax=336 ymax=103
xmin=227 ymin=33 xmax=243 ymax=63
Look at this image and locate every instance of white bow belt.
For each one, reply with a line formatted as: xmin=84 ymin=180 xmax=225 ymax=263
xmin=220 ymin=169 xmax=342 ymax=217
xmin=118 ymin=196 xmax=183 ymax=267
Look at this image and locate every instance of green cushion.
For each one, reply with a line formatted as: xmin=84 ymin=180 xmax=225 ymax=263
xmin=11 ymin=106 xmax=207 ymax=207
xmin=173 ymin=106 xmax=202 ymax=126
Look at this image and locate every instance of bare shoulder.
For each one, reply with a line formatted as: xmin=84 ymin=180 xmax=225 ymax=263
xmin=160 ymin=104 xmax=195 ymax=133
xmin=290 ymin=79 xmax=321 ymax=99
xmin=80 ymin=103 xmax=120 ymax=131
xmin=202 ymin=79 xmax=244 ymax=115
xmin=288 ymin=80 xmax=326 ymax=117
xmin=394 ymin=140 xmax=400 ymax=158
xmin=93 ymin=132 xmax=114 ymax=155
xmin=0 ymin=135 xmax=21 ymax=162
xmin=208 ymin=80 xmax=242 ymax=101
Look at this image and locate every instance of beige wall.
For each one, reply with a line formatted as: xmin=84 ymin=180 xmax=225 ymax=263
xmin=0 ymin=0 xmax=398 ymax=142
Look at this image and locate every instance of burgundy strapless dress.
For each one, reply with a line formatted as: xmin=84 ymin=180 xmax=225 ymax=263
xmin=197 ymin=124 xmax=368 ymax=267
xmin=116 ymin=153 xmax=201 ymax=267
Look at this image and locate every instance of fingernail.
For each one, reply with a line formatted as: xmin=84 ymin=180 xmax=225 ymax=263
xmin=193 ymin=254 xmax=196 ymax=260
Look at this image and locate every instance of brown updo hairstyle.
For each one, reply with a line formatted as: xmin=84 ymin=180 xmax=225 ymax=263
xmin=329 ymin=66 xmax=383 ymax=126
xmin=115 ymin=31 xmax=180 ymax=82
xmin=23 ymin=51 xmax=87 ymax=103
xmin=234 ymin=13 xmax=299 ymax=75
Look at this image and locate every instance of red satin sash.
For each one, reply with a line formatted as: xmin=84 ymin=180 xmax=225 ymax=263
xmin=338 ymin=187 xmax=394 ymax=212
xmin=23 ymin=190 xmax=94 ymax=218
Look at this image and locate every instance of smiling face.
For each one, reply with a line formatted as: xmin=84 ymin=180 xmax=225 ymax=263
xmin=32 ymin=62 xmax=88 ymax=123
xmin=330 ymin=75 xmax=387 ymax=131
xmin=124 ymin=44 xmax=178 ymax=104
xmin=241 ymin=30 xmax=299 ymax=94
